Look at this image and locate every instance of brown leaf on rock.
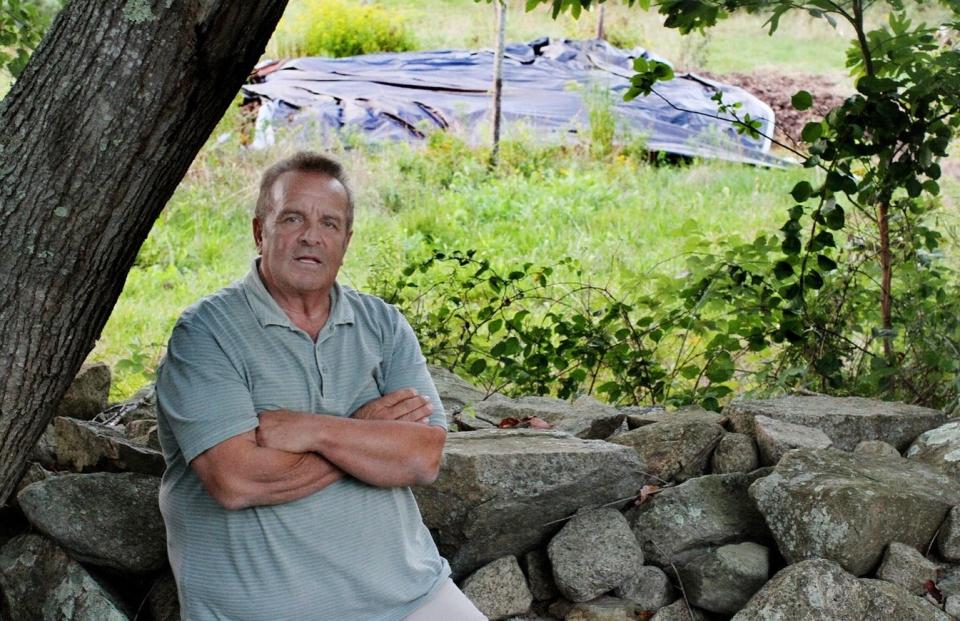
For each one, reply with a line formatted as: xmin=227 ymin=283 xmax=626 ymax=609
xmin=498 ymin=417 xmax=521 ymax=428
xmin=524 ymin=416 xmax=554 ymax=429
xmin=924 ymin=579 xmax=943 ymax=604
xmin=634 ymin=484 xmax=662 ymax=506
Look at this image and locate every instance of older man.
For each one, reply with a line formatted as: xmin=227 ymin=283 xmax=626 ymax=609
xmin=155 ymin=152 xmax=486 ymax=620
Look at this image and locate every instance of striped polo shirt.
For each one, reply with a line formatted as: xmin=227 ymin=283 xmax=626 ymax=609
xmin=155 ymin=261 xmax=450 ymax=620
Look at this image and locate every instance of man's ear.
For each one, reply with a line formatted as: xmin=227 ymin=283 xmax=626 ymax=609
xmin=252 ymin=217 xmax=263 ymax=253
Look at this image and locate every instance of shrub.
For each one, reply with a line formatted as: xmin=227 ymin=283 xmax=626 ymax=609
xmin=275 ymin=0 xmax=416 ymax=58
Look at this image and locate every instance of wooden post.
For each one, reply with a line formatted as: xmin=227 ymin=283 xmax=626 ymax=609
xmin=490 ymin=0 xmax=507 ymax=169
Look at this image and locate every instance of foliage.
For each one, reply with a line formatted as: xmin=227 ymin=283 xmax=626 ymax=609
xmin=527 ymin=0 xmax=960 ymax=406
xmin=271 ymin=0 xmax=416 ymax=58
xmin=0 ymin=0 xmax=60 ymax=77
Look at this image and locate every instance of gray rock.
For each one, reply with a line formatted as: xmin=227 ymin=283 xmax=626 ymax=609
xmin=710 ymin=433 xmax=758 ymax=474
xmin=105 ymin=384 xmax=158 ymax=425
xmin=906 ymin=421 xmax=960 ymax=478
xmin=938 ymin=563 xmax=960 ymax=597
xmin=472 ymin=395 xmax=624 ymax=440
xmin=49 ymin=416 xmax=165 ymax=475
xmin=753 ymin=415 xmax=833 ymax=466
xmin=626 ymin=471 xmax=771 ymax=567
xmin=939 ymin=506 xmax=960 ymax=562
xmin=461 ymin=556 xmax=533 ymax=620
xmin=675 ymin=542 xmax=770 ymax=614
xmin=125 ymin=419 xmax=161 ymax=450
xmin=31 ymin=423 xmax=59 ymax=470
xmin=15 ymin=461 xmax=52 ymax=496
xmin=547 ymin=507 xmax=643 ymax=602
xmin=854 ymin=439 xmax=901 ymax=458
xmin=749 ymin=448 xmax=960 ymax=576
xmin=608 ymin=420 xmax=724 ymax=482
xmin=414 ymin=429 xmax=647 ymax=577
xmin=859 ymin=579 xmax=951 ymax=620
xmin=732 ymin=558 xmax=949 ymax=620
xmin=428 ymin=364 xmax=490 ymax=416
xmin=17 ymin=472 xmax=166 ymax=572
xmin=946 ymin=594 xmax=960 ymax=617
xmin=564 ymin=596 xmax=637 ymax=620
xmin=147 ymin=572 xmax=180 ymax=621
xmin=56 ymin=362 xmax=111 ymax=420
xmin=613 ymin=566 xmax=675 ymax=611
xmin=623 ymin=406 xmax=722 ymax=430
xmin=650 ymin=600 xmax=707 ymax=621
xmin=524 ymin=549 xmax=558 ymax=601
xmin=726 ymin=394 xmax=946 ymax=451
xmin=0 ymin=534 xmax=128 ymax=621
xmin=876 ymin=542 xmax=939 ymax=595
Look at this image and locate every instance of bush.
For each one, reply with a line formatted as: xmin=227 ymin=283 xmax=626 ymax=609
xmin=275 ymin=0 xmax=416 ymax=58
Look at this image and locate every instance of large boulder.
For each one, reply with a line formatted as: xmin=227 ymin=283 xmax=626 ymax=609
xmin=906 ymin=421 xmax=960 ymax=477
xmin=626 ymin=471 xmax=772 ymax=567
xmin=0 ymin=534 xmax=129 ymax=621
xmin=938 ymin=506 xmax=960 ymax=562
xmin=753 ymin=415 xmax=832 ymax=466
xmin=460 ymin=556 xmax=532 ymax=620
xmin=613 ymin=566 xmax=675 ymax=612
xmin=48 ymin=416 xmax=165 ymax=475
xmin=547 ymin=507 xmax=643 ymax=602
xmin=17 ymin=472 xmax=166 ymax=572
xmin=675 ymin=542 xmax=770 ymax=614
xmin=471 ymin=395 xmax=624 ymax=439
xmin=428 ymin=364 xmax=490 ymax=416
xmin=726 ymin=395 xmax=946 ymax=451
xmin=709 ymin=433 xmax=758 ymax=474
xmin=56 ymin=362 xmax=111 ymax=420
xmin=732 ymin=558 xmax=949 ymax=620
xmin=876 ymin=542 xmax=939 ymax=595
xmin=749 ymin=448 xmax=960 ymax=576
xmin=607 ymin=420 xmax=724 ymax=482
xmin=413 ymin=429 xmax=647 ymax=577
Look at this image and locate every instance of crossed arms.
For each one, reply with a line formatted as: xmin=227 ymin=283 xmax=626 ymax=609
xmin=191 ymin=389 xmax=446 ymax=510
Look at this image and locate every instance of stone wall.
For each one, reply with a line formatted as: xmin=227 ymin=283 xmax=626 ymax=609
xmin=3 ymin=363 xmax=960 ymax=620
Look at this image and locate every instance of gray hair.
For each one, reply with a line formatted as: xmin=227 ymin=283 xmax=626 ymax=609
xmin=255 ymin=152 xmax=354 ymax=229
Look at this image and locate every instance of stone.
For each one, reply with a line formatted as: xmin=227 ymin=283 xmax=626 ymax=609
xmin=939 ymin=506 xmax=960 ymax=562
xmin=461 ymin=556 xmax=533 ymax=620
xmin=725 ymin=394 xmax=946 ymax=451
xmin=147 ymin=572 xmax=180 ymax=621
xmin=876 ymin=542 xmax=939 ymax=595
xmin=471 ymin=395 xmax=624 ymax=440
xmin=650 ymin=600 xmax=707 ymax=621
xmin=675 ymin=542 xmax=770 ymax=614
xmin=17 ymin=472 xmax=166 ymax=572
xmin=0 ymin=534 xmax=128 ymax=621
xmin=126 ymin=419 xmax=161 ymax=450
xmin=607 ymin=419 xmax=724 ymax=482
xmin=753 ymin=415 xmax=833 ymax=466
xmin=732 ymin=558 xmax=949 ymax=620
xmin=56 ymin=362 xmax=111 ymax=420
xmin=31 ymin=423 xmax=59 ymax=470
xmin=938 ymin=563 xmax=960 ymax=597
xmin=622 ymin=405 xmax=722 ymax=430
xmin=613 ymin=566 xmax=675 ymax=612
xmin=710 ymin=432 xmax=758 ymax=474
xmin=626 ymin=471 xmax=772 ymax=567
xmin=523 ymin=549 xmax=558 ymax=601
xmin=108 ymin=384 xmax=158 ymax=425
xmin=564 ymin=596 xmax=637 ymax=620
xmin=854 ymin=439 xmax=901 ymax=458
xmin=49 ymin=416 xmax=165 ymax=475
xmin=906 ymin=421 xmax=960 ymax=478
xmin=414 ymin=430 xmax=647 ymax=577
xmin=428 ymin=364 xmax=489 ymax=416
xmin=749 ymin=448 xmax=960 ymax=576
xmin=547 ymin=507 xmax=643 ymax=602
xmin=15 ymin=461 xmax=52 ymax=496
xmin=946 ymin=594 xmax=960 ymax=617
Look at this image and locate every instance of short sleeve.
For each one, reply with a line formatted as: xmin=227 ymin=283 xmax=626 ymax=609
xmin=155 ymin=318 xmax=259 ymax=463
xmin=382 ymin=310 xmax=447 ymax=430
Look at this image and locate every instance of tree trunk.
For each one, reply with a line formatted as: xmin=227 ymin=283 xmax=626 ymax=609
xmin=489 ymin=0 xmax=507 ymax=169
xmin=0 ymin=0 xmax=288 ymax=504
xmin=596 ymin=4 xmax=606 ymax=40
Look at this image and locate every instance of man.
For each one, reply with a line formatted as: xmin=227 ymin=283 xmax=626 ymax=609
xmin=155 ymin=152 xmax=486 ymax=620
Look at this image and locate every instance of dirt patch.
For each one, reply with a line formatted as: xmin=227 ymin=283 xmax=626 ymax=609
xmin=699 ymin=70 xmax=852 ymax=151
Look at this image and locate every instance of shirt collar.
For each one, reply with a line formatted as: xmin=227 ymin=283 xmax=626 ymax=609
xmin=242 ymin=258 xmax=355 ymax=330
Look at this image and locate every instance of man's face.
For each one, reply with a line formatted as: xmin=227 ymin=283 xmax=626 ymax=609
xmin=253 ymin=171 xmax=353 ymax=300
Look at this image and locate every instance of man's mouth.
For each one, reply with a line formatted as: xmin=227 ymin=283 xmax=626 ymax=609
xmin=295 ymin=256 xmax=322 ymax=265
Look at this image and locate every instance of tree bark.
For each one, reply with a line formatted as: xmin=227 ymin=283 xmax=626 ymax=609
xmin=0 ymin=0 xmax=288 ymax=504
xmin=489 ymin=0 xmax=506 ymax=169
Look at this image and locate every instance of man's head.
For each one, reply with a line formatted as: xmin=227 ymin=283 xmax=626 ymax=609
xmin=253 ymin=152 xmax=354 ymax=301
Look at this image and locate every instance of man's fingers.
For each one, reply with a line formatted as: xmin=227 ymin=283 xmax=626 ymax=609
xmin=395 ymin=400 xmax=433 ymax=423
xmin=376 ymin=388 xmax=419 ymax=408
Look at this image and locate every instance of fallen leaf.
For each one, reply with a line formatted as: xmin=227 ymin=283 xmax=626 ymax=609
xmin=923 ymin=579 xmax=943 ymax=604
xmin=498 ymin=417 xmax=521 ymax=428
xmin=634 ymin=484 xmax=662 ymax=505
xmin=524 ymin=416 xmax=554 ymax=429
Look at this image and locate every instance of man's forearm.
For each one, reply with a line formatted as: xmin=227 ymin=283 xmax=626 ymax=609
xmin=257 ymin=412 xmax=445 ymax=488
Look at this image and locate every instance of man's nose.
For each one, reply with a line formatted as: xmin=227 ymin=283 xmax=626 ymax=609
xmin=298 ymin=221 xmax=325 ymax=245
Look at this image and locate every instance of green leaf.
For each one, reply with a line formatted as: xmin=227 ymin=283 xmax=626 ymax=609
xmin=782 ymin=236 xmax=802 ymax=255
xmin=468 ymin=358 xmax=487 ymax=375
xmin=791 ymin=90 xmax=813 ymax=111
xmin=817 ymin=255 xmax=838 ymax=271
xmin=801 ymin=122 xmax=823 ymax=143
xmin=774 ymin=261 xmax=794 ymax=280
xmin=791 ymin=181 xmax=813 ymax=203
xmin=804 ymin=270 xmax=824 ymax=289
xmin=705 ymin=351 xmax=735 ymax=382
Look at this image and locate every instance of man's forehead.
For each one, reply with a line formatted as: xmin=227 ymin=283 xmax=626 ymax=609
xmin=272 ymin=170 xmax=348 ymax=208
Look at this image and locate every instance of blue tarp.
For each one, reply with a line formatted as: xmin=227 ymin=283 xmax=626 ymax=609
xmin=242 ymin=38 xmax=784 ymax=166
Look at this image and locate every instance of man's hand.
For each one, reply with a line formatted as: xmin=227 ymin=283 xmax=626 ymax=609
xmin=352 ymin=388 xmax=433 ymax=424
xmin=256 ymin=410 xmax=318 ymax=453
